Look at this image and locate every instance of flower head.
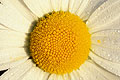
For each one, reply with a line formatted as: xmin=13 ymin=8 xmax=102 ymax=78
xmin=0 ymin=0 xmax=120 ymax=80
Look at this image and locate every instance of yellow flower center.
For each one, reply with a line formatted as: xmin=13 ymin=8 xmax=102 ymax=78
xmin=30 ymin=11 xmax=91 ymax=74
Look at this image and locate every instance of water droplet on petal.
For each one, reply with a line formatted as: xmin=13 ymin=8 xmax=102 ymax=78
xmin=79 ymin=77 xmax=83 ymax=80
xmin=107 ymin=54 xmax=110 ymax=57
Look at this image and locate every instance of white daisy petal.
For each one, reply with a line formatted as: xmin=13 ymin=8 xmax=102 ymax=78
xmin=0 ymin=30 xmax=27 ymax=48
xmin=63 ymin=74 xmax=71 ymax=80
xmin=75 ymin=0 xmax=89 ymax=17
xmin=23 ymin=0 xmax=44 ymax=17
xmin=57 ymin=75 xmax=63 ymax=80
xmin=77 ymin=60 xmax=120 ymax=80
xmin=91 ymin=30 xmax=120 ymax=63
xmin=90 ymin=52 xmax=120 ymax=77
xmin=88 ymin=15 xmax=120 ymax=33
xmin=0 ymin=60 xmax=33 ymax=80
xmin=69 ymin=0 xmax=82 ymax=14
xmin=48 ymin=74 xmax=57 ymax=80
xmin=43 ymin=73 xmax=50 ymax=80
xmin=91 ymin=45 xmax=120 ymax=63
xmin=76 ymin=0 xmax=107 ymax=20
xmin=68 ymin=0 xmax=75 ymax=12
xmin=50 ymin=0 xmax=61 ymax=11
xmin=0 ymin=56 xmax=28 ymax=71
xmin=38 ymin=0 xmax=53 ymax=14
xmin=87 ymin=0 xmax=120 ymax=33
xmin=0 ymin=0 xmax=33 ymax=33
xmin=23 ymin=0 xmax=53 ymax=17
xmin=69 ymin=70 xmax=80 ymax=80
xmin=76 ymin=67 xmax=88 ymax=80
xmin=22 ymin=67 xmax=50 ymax=80
xmin=0 ymin=48 xmax=28 ymax=64
xmin=0 ymin=25 xmax=8 ymax=30
xmin=37 ymin=69 xmax=49 ymax=80
xmin=9 ymin=0 xmax=38 ymax=21
xmin=21 ymin=67 xmax=41 ymax=80
xmin=61 ymin=0 xmax=69 ymax=11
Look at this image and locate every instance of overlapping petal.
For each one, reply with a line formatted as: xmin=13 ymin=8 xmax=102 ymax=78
xmin=0 ymin=60 xmax=33 ymax=80
xmin=0 ymin=0 xmax=33 ymax=33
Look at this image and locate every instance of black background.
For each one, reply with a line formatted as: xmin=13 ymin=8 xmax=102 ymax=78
xmin=0 ymin=70 xmax=7 ymax=76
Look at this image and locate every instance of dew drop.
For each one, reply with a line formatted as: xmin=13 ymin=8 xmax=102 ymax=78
xmin=109 ymin=58 xmax=112 ymax=61
xmin=117 ymin=30 xmax=120 ymax=33
xmin=110 ymin=68 xmax=113 ymax=70
xmin=107 ymin=54 xmax=110 ymax=57
xmin=98 ymin=7 xmax=101 ymax=10
xmin=11 ymin=73 xmax=14 ymax=75
xmin=103 ymin=66 xmax=106 ymax=69
xmin=90 ymin=2 xmax=93 ymax=5
xmin=79 ymin=77 xmax=83 ymax=80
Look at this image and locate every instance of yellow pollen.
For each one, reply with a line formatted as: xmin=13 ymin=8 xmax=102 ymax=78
xmin=97 ymin=40 xmax=101 ymax=43
xmin=30 ymin=11 xmax=91 ymax=74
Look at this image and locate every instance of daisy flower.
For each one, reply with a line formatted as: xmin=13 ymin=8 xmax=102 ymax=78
xmin=0 ymin=0 xmax=120 ymax=80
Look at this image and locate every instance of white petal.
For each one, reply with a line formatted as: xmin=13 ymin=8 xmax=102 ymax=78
xmin=90 ymin=52 xmax=120 ymax=76
xmin=69 ymin=0 xmax=82 ymax=14
xmin=56 ymin=75 xmax=64 ymax=80
xmin=21 ymin=67 xmax=41 ymax=80
xmin=63 ymin=74 xmax=71 ymax=80
xmin=50 ymin=0 xmax=61 ymax=11
xmin=0 ymin=0 xmax=33 ymax=33
xmin=87 ymin=0 xmax=120 ymax=33
xmin=91 ymin=45 xmax=120 ymax=63
xmin=76 ymin=0 xmax=107 ymax=20
xmin=75 ymin=0 xmax=89 ymax=17
xmin=23 ymin=0 xmax=53 ymax=17
xmin=68 ymin=0 xmax=75 ymax=12
xmin=0 ymin=60 xmax=33 ymax=80
xmin=91 ymin=30 xmax=120 ymax=63
xmin=37 ymin=0 xmax=53 ymax=14
xmin=0 ymin=30 xmax=27 ymax=48
xmin=22 ymin=67 xmax=50 ymax=80
xmin=61 ymin=0 xmax=69 ymax=11
xmin=9 ymin=0 xmax=38 ymax=21
xmin=23 ymin=0 xmax=44 ymax=17
xmin=69 ymin=70 xmax=80 ymax=80
xmin=0 ymin=25 xmax=8 ymax=30
xmin=77 ymin=60 xmax=120 ymax=80
xmin=0 ymin=48 xmax=29 ymax=64
xmin=48 ymin=74 xmax=57 ymax=80
xmin=0 ymin=56 xmax=28 ymax=71
xmin=89 ymin=15 xmax=120 ymax=34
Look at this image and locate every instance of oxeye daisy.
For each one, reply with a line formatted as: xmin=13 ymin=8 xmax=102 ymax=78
xmin=0 ymin=0 xmax=120 ymax=80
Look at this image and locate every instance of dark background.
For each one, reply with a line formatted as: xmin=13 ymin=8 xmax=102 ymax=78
xmin=0 ymin=70 xmax=7 ymax=76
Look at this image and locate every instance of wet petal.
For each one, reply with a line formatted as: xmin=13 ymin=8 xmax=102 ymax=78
xmin=0 ymin=60 xmax=33 ymax=80
xmin=77 ymin=60 xmax=120 ymax=80
xmin=0 ymin=57 xmax=28 ymax=71
xmin=91 ymin=30 xmax=120 ymax=63
xmin=90 ymin=52 xmax=120 ymax=76
xmin=77 ymin=0 xmax=107 ymax=20
xmin=87 ymin=0 xmax=120 ymax=33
